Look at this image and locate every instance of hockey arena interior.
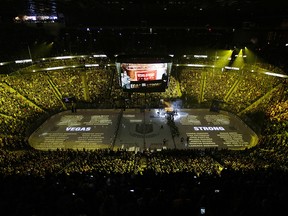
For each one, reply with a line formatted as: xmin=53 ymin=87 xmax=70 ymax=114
xmin=0 ymin=1 xmax=288 ymax=216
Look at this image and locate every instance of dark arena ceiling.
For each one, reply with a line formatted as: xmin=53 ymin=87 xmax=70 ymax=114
xmin=62 ymin=0 xmax=288 ymax=28
xmin=0 ymin=0 xmax=288 ymax=63
xmin=0 ymin=0 xmax=287 ymax=26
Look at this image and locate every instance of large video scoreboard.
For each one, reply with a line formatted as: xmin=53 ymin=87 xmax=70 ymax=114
xmin=115 ymin=55 xmax=173 ymax=92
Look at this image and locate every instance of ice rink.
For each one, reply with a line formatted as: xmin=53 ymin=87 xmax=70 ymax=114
xmin=29 ymin=108 xmax=258 ymax=151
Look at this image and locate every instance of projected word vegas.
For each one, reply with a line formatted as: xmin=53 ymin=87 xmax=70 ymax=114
xmin=66 ymin=127 xmax=92 ymax=132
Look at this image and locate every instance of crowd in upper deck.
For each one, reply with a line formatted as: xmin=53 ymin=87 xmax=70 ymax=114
xmin=0 ymin=55 xmax=287 ymax=216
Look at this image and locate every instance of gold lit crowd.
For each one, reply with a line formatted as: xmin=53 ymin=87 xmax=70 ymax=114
xmin=0 ymin=56 xmax=287 ymax=216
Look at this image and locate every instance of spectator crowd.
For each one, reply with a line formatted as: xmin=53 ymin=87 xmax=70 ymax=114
xmin=0 ymin=55 xmax=287 ymax=216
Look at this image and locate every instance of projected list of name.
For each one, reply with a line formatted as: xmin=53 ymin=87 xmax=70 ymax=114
xmin=30 ymin=109 xmax=254 ymax=151
xmin=35 ymin=114 xmax=113 ymax=150
xmin=179 ymin=113 xmax=250 ymax=149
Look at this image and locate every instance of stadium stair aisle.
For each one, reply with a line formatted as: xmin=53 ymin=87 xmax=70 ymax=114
xmin=45 ymin=72 xmax=67 ymax=110
xmin=224 ymin=78 xmax=241 ymax=102
xmin=199 ymin=71 xmax=207 ymax=103
xmin=1 ymin=82 xmax=44 ymax=112
xmin=107 ymin=68 xmax=117 ymax=99
xmin=238 ymin=83 xmax=283 ymax=116
xmin=175 ymin=79 xmax=182 ymax=97
xmin=81 ymin=72 xmax=90 ymax=101
xmin=0 ymin=112 xmax=15 ymax=119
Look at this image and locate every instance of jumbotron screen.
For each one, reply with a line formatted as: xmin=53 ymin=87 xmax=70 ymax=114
xmin=116 ymin=56 xmax=173 ymax=92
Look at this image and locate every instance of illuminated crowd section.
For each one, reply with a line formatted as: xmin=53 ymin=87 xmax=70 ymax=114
xmin=1 ymin=1 xmax=288 ymax=214
xmin=0 ymin=52 xmax=287 ymax=216
xmin=0 ymin=52 xmax=287 ymax=143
